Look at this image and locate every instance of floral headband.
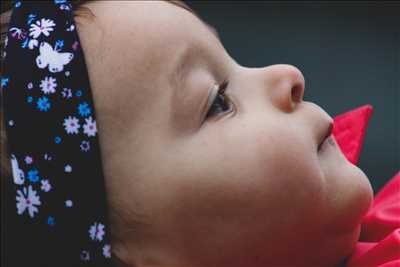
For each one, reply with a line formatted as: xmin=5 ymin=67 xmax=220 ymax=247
xmin=2 ymin=1 xmax=115 ymax=266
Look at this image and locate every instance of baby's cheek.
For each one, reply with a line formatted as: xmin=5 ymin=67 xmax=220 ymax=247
xmin=159 ymin=125 xmax=330 ymax=263
xmin=173 ymin=144 xmax=327 ymax=261
xmin=255 ymin=134 xmax=325 ymax=201
xmin=246 ymin=131 xmax=327 ymax=225
xmin=239 ymin=141 xmax=323 ymax=218
xmin=191 ymin=122 xmax=327 ymax=229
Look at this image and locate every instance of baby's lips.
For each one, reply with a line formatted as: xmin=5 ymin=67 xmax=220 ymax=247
xmin=317 ymin=121 xmax=333 ymax=151
xmin=332 ymin=105 xmax=373 ymax=165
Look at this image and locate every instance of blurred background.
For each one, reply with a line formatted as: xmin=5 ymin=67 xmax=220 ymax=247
xmin=186 ymin=1 xmax=399 ymax=193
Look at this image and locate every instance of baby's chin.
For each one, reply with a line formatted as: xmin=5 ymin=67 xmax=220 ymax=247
xmin=318 ymin=134 xmax=373 ymax=233
xmin=325 ymin=159 xmax=373 ymax=236
xmin=307 ymin=163 xmax=373 ymax=267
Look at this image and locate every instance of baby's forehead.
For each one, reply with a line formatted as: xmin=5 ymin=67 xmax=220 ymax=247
xmin=84 ymin=1 xmax=220 ymax=84
xmin=78 ymin=1 xmax=222 ymax=134
xmin=88 ymin=1 xmax=221 ymax=84
xmin=87 ymin=1 xmax=212 ymax=46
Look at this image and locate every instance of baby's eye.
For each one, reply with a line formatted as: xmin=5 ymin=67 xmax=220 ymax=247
xmin=205 ymin=80 xmax=231 ymax=120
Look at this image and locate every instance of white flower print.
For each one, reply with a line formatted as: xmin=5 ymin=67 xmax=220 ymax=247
xmin=24 ymin=155 xmax=33 ymax=165
xmin=83 ymin=116 xmax=97 ymax=137
xmin=16 ymin=185 xmax=41 ymax=218
xmin=44 ymin=153 xmax=52 ymax=161
xmin=40 ymin=76 xmax=57 ymax=94
xmin=28 ymin=39 xmax=38 ymax=50
xmin=89 ymin=222 xmax=105 ymax=242
xmin=80 ymin=250 xmax=90 ymax=261
xmin=103 ymin=244 xmax=111 ymax=258
xmin=29 ymin=18 xmax=56 ymax=39
xmin=80 ymin=140 xmax=90 ymax=152
xmin=64 ymin=164 xmax=72 ymax=173
xmin=66 ymin=24 xmax=75 ymax=32
xmin=61 ymin=88 xmax=73 ymax=99
xmin=65 ymin=199 xmax=73 ymax=208
xmin=9 ymin=27 xmax=27 ymax=40
xmin=63 ymin=116 xmax=80 ymax=134
xmin=40 ymin=179 xmax=52 ymax=192
xmin=59 ymin=3 xmax=72 ymax=11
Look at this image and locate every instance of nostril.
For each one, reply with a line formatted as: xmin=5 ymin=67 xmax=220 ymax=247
xmin=291 ymin=84 xmax=304 ymax=104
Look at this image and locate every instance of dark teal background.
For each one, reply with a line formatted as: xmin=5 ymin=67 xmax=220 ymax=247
xmin=186 ymin=1 xmax=399 ymax=193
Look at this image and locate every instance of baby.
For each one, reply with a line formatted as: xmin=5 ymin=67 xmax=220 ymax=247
xmin=1 ymin=1 xmax=374 ymax=266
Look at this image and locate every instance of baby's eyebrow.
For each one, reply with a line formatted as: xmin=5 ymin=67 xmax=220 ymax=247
xmin=169 ymin=38 xmax=213 ymax=120
xmin=167 ymin=1 xmax=223 ymax=116
xmin=170 ymin=44 xmax=200 ymax=106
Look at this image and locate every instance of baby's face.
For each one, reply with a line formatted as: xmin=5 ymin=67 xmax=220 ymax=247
xmin=76 ymin=1 xmax=373 ymax=266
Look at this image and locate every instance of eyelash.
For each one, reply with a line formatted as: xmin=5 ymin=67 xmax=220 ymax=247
xmin=205 ymin=79 xmax=231 ymax=120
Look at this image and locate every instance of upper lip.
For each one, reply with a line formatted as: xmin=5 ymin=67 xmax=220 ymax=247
xmin=318 ymin=122 xmax=333 ymax=150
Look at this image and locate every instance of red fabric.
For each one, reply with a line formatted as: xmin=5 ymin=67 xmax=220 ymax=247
xmin=345 ymin=172 xmax=400 ymax=267
xmin=331 ymin=105 xmax=400 ymax=267
xmin=333 ymin=104 xmax=373 ymax=165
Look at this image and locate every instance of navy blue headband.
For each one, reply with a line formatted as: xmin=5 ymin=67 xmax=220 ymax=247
xmin=2 ymin=1 xmax=115 ymax=266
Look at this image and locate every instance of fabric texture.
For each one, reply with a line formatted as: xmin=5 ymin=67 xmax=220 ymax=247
xmin=333 ymin=104 xmax=373 ymax=165
xmin=331 ymin=105 xmax=400 ymax=267
xmin=345 ymin=172 xmax=400 ymax=267
xmin=2 ymin=1 xmax=114 ymax=266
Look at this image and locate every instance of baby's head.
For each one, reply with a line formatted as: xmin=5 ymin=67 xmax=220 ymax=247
xmin=1 ymin=1 xmax=373 ymax=266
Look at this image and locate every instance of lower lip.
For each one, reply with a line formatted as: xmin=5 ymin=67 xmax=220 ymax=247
xmin=318 ymin=135 xmax=335 ymax=152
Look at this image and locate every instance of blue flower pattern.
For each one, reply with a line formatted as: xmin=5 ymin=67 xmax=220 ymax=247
xmin=27 ymin=169 xmax=40 ymax=183
xmin=47 ymin=215 xmax=55 ymax=226
xmin=26 ymin=14 xmax=36 ymax=25
xmin=55 ymin=39 xmax=64 ymax=51
xmin=1 ymin=77 xmax=9 ymax=87
xmin=78 ymin=101 xmax=91 ymax=117
xmin=36 ymin=96 xmax=51 ymax=111
xmin=2 ymin=1 xmax=112 ymax=265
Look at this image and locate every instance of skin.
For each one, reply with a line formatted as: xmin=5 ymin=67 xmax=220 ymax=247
xmin=75 ymin=1 xmax=373 ymax=267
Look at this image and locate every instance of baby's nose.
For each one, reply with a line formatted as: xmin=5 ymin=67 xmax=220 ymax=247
xmin=264 ymin=64 xmax=305 ymax=112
